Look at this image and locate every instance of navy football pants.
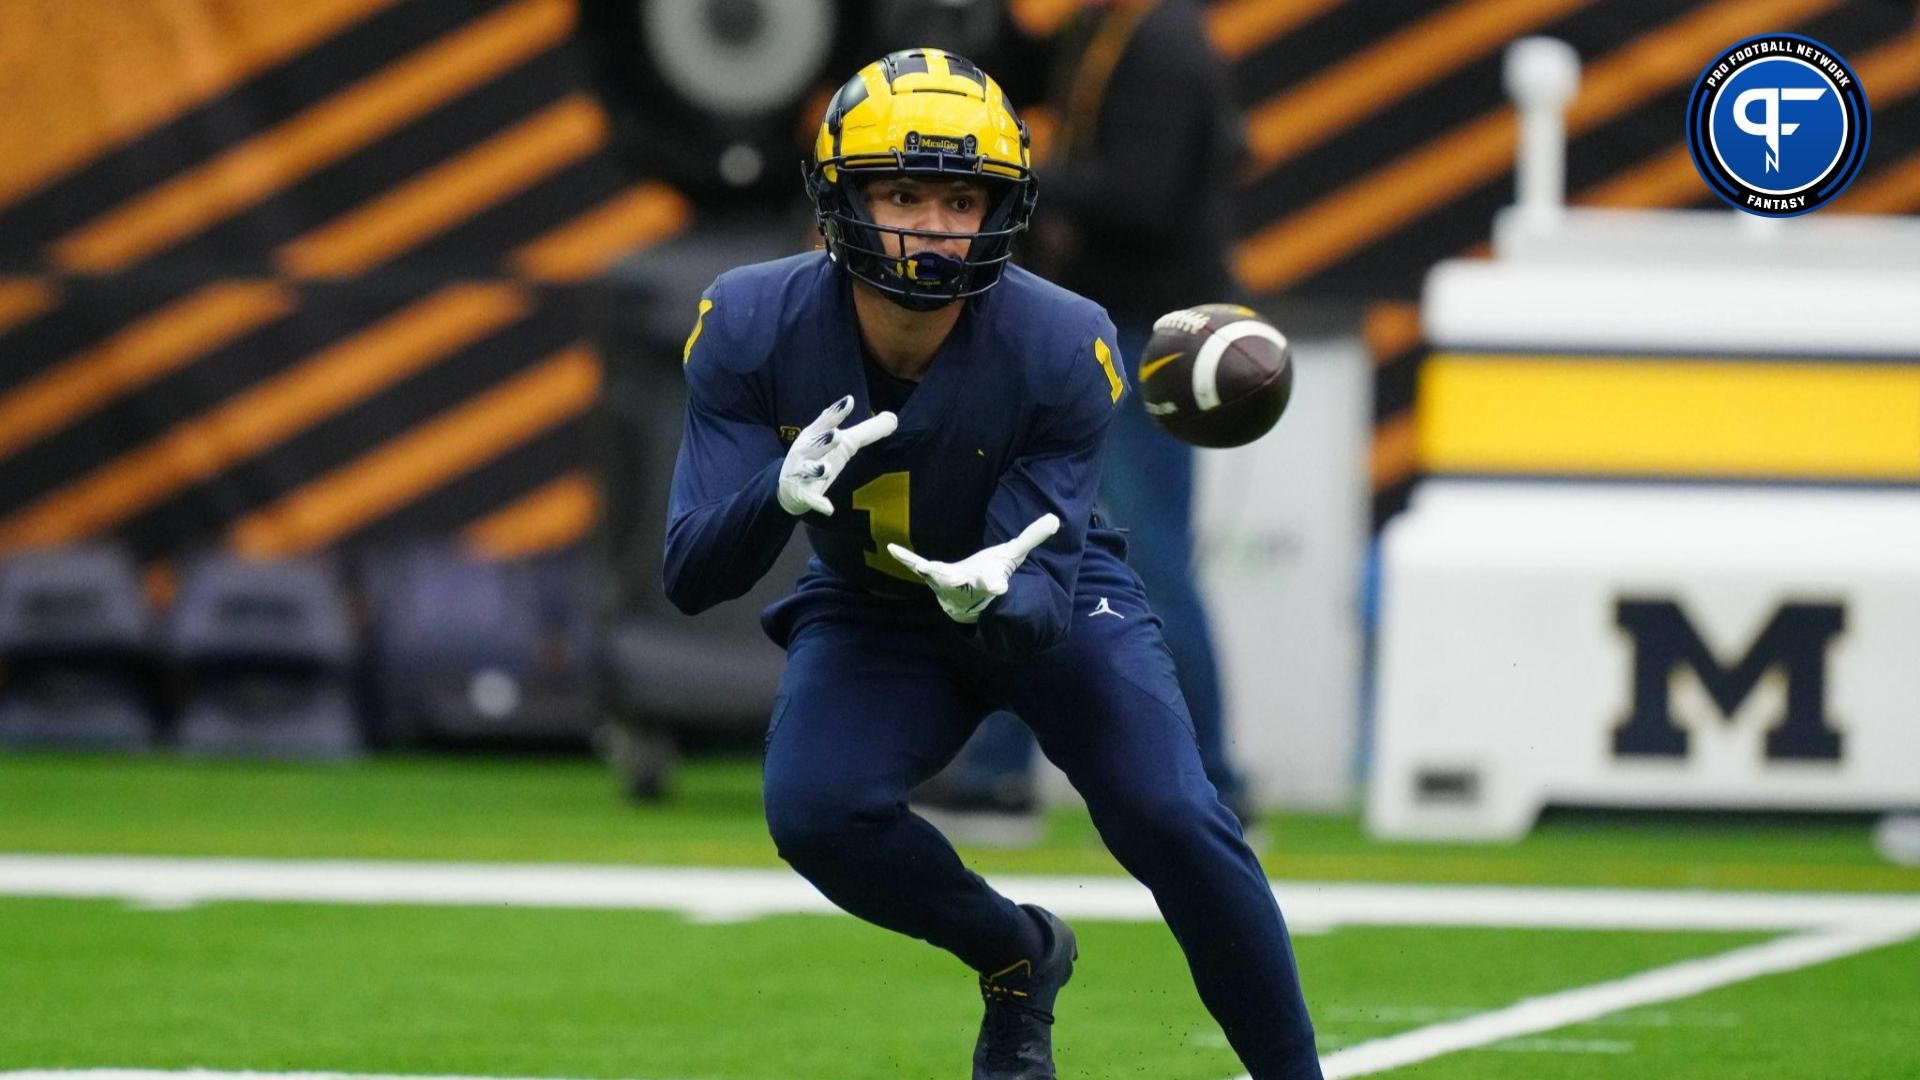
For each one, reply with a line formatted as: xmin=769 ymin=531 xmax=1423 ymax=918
xmin=946 ymin=318 xmax=1242 ymax=803
xmin=760 ymin=585 xmax=1321 ymax=1079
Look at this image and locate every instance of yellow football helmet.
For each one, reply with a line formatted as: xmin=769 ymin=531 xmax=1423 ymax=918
xmin=806 ymin=48 xmax=1036 ymax=310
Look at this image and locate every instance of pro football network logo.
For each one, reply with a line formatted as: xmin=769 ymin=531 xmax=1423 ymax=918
xmin=1687 ymin=34 xmax=1870 ymax=217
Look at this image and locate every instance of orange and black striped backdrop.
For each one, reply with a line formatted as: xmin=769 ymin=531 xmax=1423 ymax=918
xmin=1205 ymin=0 xmax=1920 ymax=524
xmin=4 ymin=0 xmax=1918 ymax=560
xmin=0 ymin=0 xmax=689 ymax=570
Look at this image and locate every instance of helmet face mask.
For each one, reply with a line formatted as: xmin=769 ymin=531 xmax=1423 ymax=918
xmin=807 ymin=49 xmax=1037 ymax=311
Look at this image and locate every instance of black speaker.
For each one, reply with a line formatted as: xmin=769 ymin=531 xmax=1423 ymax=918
xmin=577 ymin=0 xmax=865 ymax=206
xmin=577 ymin=0 xmax=1026 ymax=208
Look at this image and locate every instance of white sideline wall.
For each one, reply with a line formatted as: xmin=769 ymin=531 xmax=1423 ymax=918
xmin=1372 ymin=481 xmax=1920 ymax=840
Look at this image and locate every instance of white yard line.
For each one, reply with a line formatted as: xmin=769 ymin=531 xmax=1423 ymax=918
xmin=4 ymin=854 xmax=1920 ymax=932
xmin=1273 ymin=922 xmax=1920 ymax=1080
xmin=6 ymin=855 xmax=1918 ymax=1080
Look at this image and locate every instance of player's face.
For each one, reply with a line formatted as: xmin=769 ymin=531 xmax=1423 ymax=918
xmin=862 ymin=177 xmax=990 ymax=260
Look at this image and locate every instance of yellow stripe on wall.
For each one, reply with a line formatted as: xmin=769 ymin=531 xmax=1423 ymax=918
xmin=1419 ymin=354 xmax=1920 ymax=480
xmin=0 ymin=0 xmax=396 ymax=208
xmin=1206 ymin=0 xmax=1344 ymax=62
xmin=463 ymin=471 xmax=598 ymax=558
xmin=1235 ymin=0 xmax=1840 ymax=292
xmin=231 ymin=345 xmax=600 ymax=557
xmin=278 ymin=95 xmax=608 ymax=277
xmin=1365 ymin=301 xmax=1423 ymax=364
xmin=1244 ymin=0 xmax=1594 ymax=177
xmin=0 ymin=281 xmax=295 ymax=463
xmin=1576 ymin=144 xmax=1702 ymax=208
xmin=0 ymin=276 xmax=59 ymax=336
xmin=50 ymin=0 xmax=575 ymax=273
xmin=0 ymin=284 xmax=525 ymax=550
xmin=1371 ymin=411 xmax=1420 ymax=492
xmin=509 ymin=182 xmax=690 ymax=281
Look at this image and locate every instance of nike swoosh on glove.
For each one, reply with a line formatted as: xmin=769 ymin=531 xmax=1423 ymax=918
xmin=887 ymin=513 xmax=1061 ymax=624
xmin=777 ymin=395 xmax=898 ymax=517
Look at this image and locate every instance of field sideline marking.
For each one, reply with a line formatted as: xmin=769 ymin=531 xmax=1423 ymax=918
xmin=4 ymin=931 xmax=1914 ymax=1080
xmin=1253 ymin=922 xmax=1920 ymax=1080
xmin=3 ymin=859 xmax=1917 ymax=1080
xmin=4 ymin=855 xmax=1920 ymax=932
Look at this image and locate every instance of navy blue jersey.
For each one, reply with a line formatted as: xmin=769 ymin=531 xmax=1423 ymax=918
xmin=664 ymin=252 xmax=1130 ymax=660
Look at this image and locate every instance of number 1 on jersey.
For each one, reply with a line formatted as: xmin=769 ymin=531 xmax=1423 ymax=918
xmin=852 ymin=471 xmax=918 ymax=581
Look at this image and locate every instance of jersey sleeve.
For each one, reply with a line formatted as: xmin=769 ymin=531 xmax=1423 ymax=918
xmin=975 ymin=314 xmax=1125 ymax=659
xmin=660 ymin=286 xmax=797 ymax=615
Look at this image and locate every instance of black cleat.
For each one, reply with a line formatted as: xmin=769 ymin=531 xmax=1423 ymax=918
xmin=974 ymin=904 xmax=1077 ymax=1080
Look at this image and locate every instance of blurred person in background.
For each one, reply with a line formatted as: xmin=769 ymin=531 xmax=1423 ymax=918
xmin=916 ymin=0 xmax=1254 ymax=824
xmin=664 ymin=46 xmax=1320 ymax=1080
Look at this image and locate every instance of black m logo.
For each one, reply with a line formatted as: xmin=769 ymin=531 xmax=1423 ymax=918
xmin=1613 ymin=600 xmax=1844 ymax=761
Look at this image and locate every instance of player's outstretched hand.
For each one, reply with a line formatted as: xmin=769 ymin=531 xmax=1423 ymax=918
xmin=887 ymin=513 xmax=1060 ymax=623
xmin=777 ymin=395 xmax=898 ymax=517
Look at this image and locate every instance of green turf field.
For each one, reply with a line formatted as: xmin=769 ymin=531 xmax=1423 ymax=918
xmin=4 ymin=753 xmax=1915 ymax=891
xmin=2 ymin=753 xmax=1916 ymax=1080
xmin=0 ymin=898 xmax=1780 ymax=1080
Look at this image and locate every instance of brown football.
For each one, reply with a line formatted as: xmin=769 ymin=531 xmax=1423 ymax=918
xmin=1135 ymin=304 xmax=1293 ymax=448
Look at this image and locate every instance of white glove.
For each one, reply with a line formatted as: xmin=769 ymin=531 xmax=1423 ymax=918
xmin=778 ymin=395 xmax=898 ymax=517
xmin=887 ymin=513 xmax=1061 ymax=623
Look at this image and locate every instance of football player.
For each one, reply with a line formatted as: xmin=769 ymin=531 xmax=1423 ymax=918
xmin=663 ymin=47 xmax=1322 ymax=1080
